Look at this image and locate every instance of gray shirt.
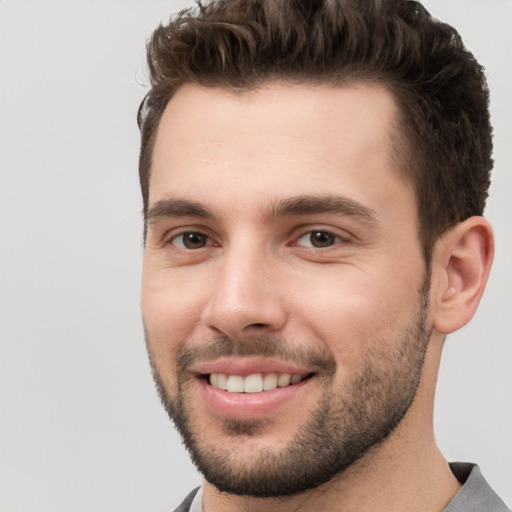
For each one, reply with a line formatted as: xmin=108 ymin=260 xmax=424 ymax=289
xmin=174 ymin=463 xmax=510 ymax=512
xmin=445 ymin=463 xmax=509 ymax=512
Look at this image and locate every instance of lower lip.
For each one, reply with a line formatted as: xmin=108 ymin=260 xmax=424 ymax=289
xmin=199 ymin=378 xmax=311 ymax=419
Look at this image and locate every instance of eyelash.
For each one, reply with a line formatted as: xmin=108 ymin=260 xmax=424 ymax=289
xmin=168 ymin=231 xmax=216 ymax=250
xmin=166 ymin=228 xmax=348 ymax=251
xmin=293 ymin=229 xmax=344 ymax=249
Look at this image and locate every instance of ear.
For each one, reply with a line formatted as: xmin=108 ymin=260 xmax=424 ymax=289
xmin=432 ymin=217 xmax=494 ymax=335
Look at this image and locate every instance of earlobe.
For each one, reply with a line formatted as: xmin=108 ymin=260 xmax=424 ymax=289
xmin=432 ymin=217 xmax=494 ymax=335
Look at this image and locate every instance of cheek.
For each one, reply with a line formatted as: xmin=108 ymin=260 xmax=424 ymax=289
xmin=294 ymin=265 xmax=425 ymax=356
xmin=141 ymin=268 xmax=209 ymax=360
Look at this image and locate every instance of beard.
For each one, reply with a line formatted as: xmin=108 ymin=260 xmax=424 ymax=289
xmin=145 ymin=284 xmax=431 ymax=498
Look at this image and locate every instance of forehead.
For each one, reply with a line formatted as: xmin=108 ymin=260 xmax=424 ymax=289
xmin=149 ymin=82 xmax=413 ymax=217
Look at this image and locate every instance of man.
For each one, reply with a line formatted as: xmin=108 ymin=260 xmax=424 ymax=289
xmin=138 ymin=0 xmax=510 ymax=511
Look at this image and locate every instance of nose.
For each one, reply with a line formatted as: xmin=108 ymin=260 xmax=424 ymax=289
xmin=201 ymin=244 xmax=288 ymax=339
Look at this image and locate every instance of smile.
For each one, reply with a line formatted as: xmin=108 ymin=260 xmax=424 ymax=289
xmin=191 ymin=358 xmax=318 ymax=418
xmin=209 ymin=372 xmax=309 ymax=393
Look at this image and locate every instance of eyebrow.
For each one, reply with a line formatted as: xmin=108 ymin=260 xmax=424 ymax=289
xmin=146 ymin=194 xmax=379 ymax=226
xmin=268 ymin=195 xmax=379 ymax=226
xmin=146 ymin=199 xmax=217 ymax=224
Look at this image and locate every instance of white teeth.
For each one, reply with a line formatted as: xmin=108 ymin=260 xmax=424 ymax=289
xmin=244 ymin=374 xmax=263 ymax=393
xmin=263 ymin=373 xmax=278 ymax=391
xmin=277 ymin=374 xmax=291 ymax=387
xmin=209 ymin=372 xmax=306 ymax=393
xmin=216 ymin=373 xmax=228 ymax=390
xmin=226 ymin=375 xmax=244 ymax=392
xmin=209 ymin=373 xmax=228 ymax=390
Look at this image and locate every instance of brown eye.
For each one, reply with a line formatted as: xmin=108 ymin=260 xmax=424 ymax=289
xmin=172 ymin=232 xmax=210 ymax=249
xmin=296 ymin=230 xmax=340 ymax=248
xmin=310 ymin=231 xmax=336 ymax=247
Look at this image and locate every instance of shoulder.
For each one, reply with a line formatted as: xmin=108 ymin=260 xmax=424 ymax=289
xmin=444 ymin=463 xmax=510 ymax=512
xmin=172 ymin=487 xmax=201 ymax=512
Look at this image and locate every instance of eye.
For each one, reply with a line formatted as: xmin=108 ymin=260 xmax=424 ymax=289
xmin=171 ymin=232 xmax=211 ymax=249
xmin=296 ymin=230 xmax=341 ymax=248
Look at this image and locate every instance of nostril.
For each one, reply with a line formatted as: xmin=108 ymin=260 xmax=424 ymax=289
xmin=250 ymin=323 xmax=267 ymax=328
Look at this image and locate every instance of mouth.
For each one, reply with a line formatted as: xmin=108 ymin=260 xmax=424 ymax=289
xmin=192 ymin=358 xmax=318 ymax=419
xmin=207 ymin=372 xmax=315 ymax=393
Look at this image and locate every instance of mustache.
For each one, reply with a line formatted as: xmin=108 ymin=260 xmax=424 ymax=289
xmin=176 ymin=335 xmax=337 ymax=375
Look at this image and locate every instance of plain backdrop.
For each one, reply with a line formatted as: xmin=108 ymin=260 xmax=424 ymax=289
xmin=0 ymin=1 xmax=511 ymax=511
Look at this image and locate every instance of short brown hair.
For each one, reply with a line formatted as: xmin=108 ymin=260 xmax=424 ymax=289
xmin=138 ymin=0 xmax=493 ymax=263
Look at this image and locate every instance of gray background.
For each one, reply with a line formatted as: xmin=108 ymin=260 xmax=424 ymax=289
xmin=0 ymin=1 xmax=510 ymax=510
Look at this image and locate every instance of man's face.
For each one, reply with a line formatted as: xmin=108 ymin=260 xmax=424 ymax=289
xmin=142 ymin=83 xmax=431 ymax=497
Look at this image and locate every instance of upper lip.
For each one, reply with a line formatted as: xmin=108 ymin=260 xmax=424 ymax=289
xmin=192 ymin=357 xmax=314 ymax=377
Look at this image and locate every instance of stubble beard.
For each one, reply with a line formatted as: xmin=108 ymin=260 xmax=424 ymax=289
xmin=145 ymin=286 xmax=431 ymax=498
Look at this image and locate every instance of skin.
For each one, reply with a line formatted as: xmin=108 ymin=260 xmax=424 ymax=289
xmin=141 ymin=82 xmax=494 ymax=512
